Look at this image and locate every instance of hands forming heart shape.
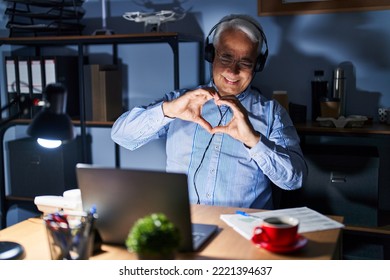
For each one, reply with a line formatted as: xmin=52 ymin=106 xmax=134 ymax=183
xmin=162 ymin=87 xmax=260 ymax=148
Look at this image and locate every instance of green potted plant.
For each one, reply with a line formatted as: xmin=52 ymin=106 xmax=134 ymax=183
xmin=126 ymin=213 xmax=181 ymax=259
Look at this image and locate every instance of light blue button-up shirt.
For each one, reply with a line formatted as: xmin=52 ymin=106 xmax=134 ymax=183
xmin=111 ymin=83 xmax=307 ymax=209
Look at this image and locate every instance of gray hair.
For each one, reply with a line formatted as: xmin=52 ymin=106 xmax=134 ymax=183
xmin=213 ymin=15 xmax=264 ymax=55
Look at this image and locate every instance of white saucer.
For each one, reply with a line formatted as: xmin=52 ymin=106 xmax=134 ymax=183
xmin=252 ymin=234 xmax=308 ymax=253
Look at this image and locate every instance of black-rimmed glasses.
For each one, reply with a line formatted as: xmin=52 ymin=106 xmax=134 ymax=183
xmin=215 ymin=50 xmax=255 ymax=71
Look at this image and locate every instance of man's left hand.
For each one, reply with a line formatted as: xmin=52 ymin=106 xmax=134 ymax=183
xmin=211 ymin=95 xmax=260 ymax=148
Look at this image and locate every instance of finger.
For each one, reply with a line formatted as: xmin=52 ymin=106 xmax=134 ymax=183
xmin=215 ymin=98 xmax=241 ymax=114
xmin=192 ymin=89 xmax=215 ymax=104
xmin=199 ymin=87 xmax=218 ymax=97
xmin=215 ymin=95 xmax=239 ymax=106
xmin=218 ymin=94 xmax=237 ymax=100
xmin=212 ymin=91 xmax=222 ymax=102
xmin=211 ymin=89 xmax=221 ymax=99
xmin=195 ymin=117 xmax=213 ymax=133
xmin=202 ymin=86 xmax=217 ymax=94
xmin=211 ymin=125 xmax=228 ymax=135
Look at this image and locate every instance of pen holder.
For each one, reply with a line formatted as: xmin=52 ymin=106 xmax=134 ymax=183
xmin=44 ymin=211 xmax=97 ymax=260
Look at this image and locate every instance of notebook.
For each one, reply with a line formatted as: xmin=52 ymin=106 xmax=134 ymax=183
xmin=75 ymin=164 xmax=218 ymax=252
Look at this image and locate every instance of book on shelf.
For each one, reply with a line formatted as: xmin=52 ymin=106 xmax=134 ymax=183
xmin=5 ymin=56 xmax=37 ymax=118
xmin=17 ymin=57 xmax=29 ymax=94
xmin=5 ymin=57 xmax=17 ymax=94
xmin=84 ymin=64 xmax=123 ymax=122
xmin=30 ymin=58 xmax=44 ymax=94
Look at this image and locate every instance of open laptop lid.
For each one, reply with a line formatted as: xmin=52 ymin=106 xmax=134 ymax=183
xmin=76 ymin=164 xmax=215 ymax=252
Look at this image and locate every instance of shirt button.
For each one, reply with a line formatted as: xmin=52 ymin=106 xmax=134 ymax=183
xmin=206 ymin=193 xmax=211 ymax=198
xmin=210 ymin=169 xmax=215 ymax=174
xmin=215 ymin=145 xmax=220 ymax=150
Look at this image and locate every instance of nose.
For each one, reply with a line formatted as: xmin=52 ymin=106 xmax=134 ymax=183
xmin=227 ymin=61 xmax=241 ymax=74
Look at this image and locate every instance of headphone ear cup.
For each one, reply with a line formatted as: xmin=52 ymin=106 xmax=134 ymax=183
xmin=255 ymin=46 xmax=268 ymax=72
xmin=255 ymin=54 xmax=265 ymax=72
xmin=204 ymin=43 xmax=215 ymax=63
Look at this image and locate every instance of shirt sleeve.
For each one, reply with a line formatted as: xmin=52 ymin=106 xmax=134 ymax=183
xmin=110 ymin=86 xmax=205 ymax=151
xmin=248 ymin=104 xmax=308 ymax=191
xmin=111 ymin=99 xmax=174 ymax=151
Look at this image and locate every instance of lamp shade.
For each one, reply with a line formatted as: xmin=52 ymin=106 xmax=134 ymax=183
xmin=27 ymin=83 xmax=75 ymax=142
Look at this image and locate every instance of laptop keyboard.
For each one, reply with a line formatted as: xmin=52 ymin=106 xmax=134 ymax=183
xmin=191 ymin=223 xmax=218 ymax=251
xmin=192 ymin=231 xmax=206 ymax=242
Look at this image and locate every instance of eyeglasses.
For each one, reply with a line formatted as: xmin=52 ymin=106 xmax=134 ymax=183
xmin=215 ymin=50 xmax=255 ymax=71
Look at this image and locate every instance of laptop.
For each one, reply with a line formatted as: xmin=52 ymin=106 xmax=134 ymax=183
xmin=75 ymin=164 xmax=218 ymax=252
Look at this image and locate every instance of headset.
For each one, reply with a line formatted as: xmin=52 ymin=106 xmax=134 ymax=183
xmin=204 ymin=15 xmax=269 ymax=72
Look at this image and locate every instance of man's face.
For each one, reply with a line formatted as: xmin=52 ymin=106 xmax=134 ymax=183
xmin=212 ymin=28 xmax=258 ymax=97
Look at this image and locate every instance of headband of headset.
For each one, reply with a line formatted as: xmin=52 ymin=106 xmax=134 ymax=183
xmin=204 ymin=15 xmax=268 ymax=72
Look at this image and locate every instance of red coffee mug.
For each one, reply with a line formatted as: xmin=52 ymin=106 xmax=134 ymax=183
xmin=252 ymin=216 xmax=299 ymax=247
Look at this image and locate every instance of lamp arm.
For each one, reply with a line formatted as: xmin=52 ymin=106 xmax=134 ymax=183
xmin=0 ymin=112 xmax=22 ymax=128
xmin=0 ymin=95 xmax=20 ymax=113
xmin=0 ymin=95 xmax=33 ymax=128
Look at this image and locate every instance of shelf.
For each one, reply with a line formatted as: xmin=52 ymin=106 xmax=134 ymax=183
xmin=4 ymin=0 xmax=86 ymax=36
xmin=0 ymin=32 xmax=205 ymax=229
xmin=6 ymin=21 xmax=84 ymax=33
xmin=0 ymin=32 xmax=203 ymax=46
xmin=5 ymin=7 xmax=85 ymax=20
xmin=295 ymin=121 xmax=390 ymax=136
xmin=5 ymin=118 xmax=114 ymax=127
xmin=3 ymin=0 xmax=85 ymax=8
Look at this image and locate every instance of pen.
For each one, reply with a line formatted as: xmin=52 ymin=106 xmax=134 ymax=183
xmin=236 ymin=210 xmax=262 ymax=220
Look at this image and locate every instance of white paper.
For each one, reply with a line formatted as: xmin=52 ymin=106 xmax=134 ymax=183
xmin=220 ymin=207 xmax=344 ymax=240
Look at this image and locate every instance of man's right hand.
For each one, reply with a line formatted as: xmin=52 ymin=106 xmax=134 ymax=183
xmin=162 ymin=87 xmax=218 ymax=133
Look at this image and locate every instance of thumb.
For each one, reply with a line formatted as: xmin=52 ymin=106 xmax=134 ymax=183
xmin=210 ymin=125 xmax=228 ymax=135
xmin=196 ymin=117 xmax=213 ymax=133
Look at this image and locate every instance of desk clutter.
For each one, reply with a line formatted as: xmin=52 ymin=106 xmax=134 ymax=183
xmin=44 ymin=210 xmax=97 ymax=260
xmin=34 ymin=189 xmax=83 ymax=214
xmin=311 ymin=68 xmax=346 ymax=121
xmin=35 ymin=190 xmax=344 ymax=256
xmin=0 ymin=241 xmax=25 ymax=260
xmin=316 ymin=115 xmax=368 ymax=128
xmin=35 ymin=189 xmax=101 ymax=260
xmin=3 ymin=0 xmax=85 ymax=37
xmin=378 ymin=107 xmax=390 ymax=125
xmin=221 ymin=207 xmax=344 ymax=253
xmin=0 ymin=203 xmax=344 ymax=260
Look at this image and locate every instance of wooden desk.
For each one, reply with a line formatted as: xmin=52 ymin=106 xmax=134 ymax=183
xmin=0 ymin=204 xmax=343 ymax=260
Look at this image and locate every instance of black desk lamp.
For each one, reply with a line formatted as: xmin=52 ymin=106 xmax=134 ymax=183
xmin=0 ymin=83 xmax=74 ymax=259
xmin=27 ymin=83 xmax=75 ymax=148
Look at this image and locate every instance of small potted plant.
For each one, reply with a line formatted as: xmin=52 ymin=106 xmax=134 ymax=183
xmin=126 ymin=213 xmax=181 ymax=259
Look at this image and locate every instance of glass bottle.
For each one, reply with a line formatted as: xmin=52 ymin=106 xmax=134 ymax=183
xmin=311 ymin=70 xmax=328 ymax=120
xmin=332 ymin=67 xmax=346 ymax=116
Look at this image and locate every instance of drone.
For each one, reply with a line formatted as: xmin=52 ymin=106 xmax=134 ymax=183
xmin=123 ymin=10 xmax=185 ymax=31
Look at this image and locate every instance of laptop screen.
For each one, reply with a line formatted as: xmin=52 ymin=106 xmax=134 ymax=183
xmin=76 ymin=164 xmax=202 ymax=252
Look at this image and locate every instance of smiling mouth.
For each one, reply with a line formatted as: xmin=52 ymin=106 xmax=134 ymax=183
xmin=223 ymin=76 xmax=239 ymax=84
